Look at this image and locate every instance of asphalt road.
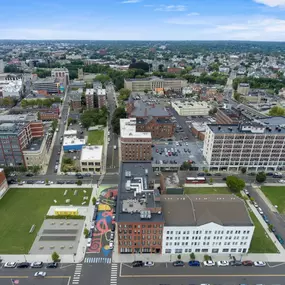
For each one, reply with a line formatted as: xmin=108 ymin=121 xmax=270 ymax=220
xmin=46 ymin=89 xmax=69 ymax=175
xmin=0 ymin=263 xmax=75 ymax=285
xmin=106 ymin=84 xmax=119 ymax=173
xmin=118 ymin=262 xmax=285 ymax=285
xmin=247 ymin=185 xmax=285 ymax=248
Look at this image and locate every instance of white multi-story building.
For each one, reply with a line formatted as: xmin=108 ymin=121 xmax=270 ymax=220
xmin=80 ymin=145 xmax=103 ymax=173
xmin=171 ymin=101 xmax=210 ymax=116
xmin=161 ymin=195 xmax=254 ymax=255
xmin=203 ymin=121 xmax=285 ymax=171
xmin=2 ymin=79 xmax=22 ymax=98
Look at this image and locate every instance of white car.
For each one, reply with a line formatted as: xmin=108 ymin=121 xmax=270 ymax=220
xmin=244 ymin=189 xmax=249 ymax=195
xmin=109 ymin=242 xmax=114 ymax=249
xmin=279 ymin=179 xmax=285 ymax=183
xmin=217 ymin=260 xmax=229 ymax=267
xmin=87 ymin=238 xmax=92 ymax=247
xmin=253 ymin=201 xmax=258 ymax=208
xmin=144 ymin=261 xmax=154 ymax=267
xmin=4 ymin=262 xmax=17 ymax=268
xmin=257 ymin=207 xmax=263 ymax=214
xmin=254 ymin=261 xmax=266 ymax=267
xmin=203 ymin=260 xmax=215 ymax=267
xmin=91 ymin=221 xmax=95 ymax=230
xmin=34 ymin=272 xmax=47 ymax=277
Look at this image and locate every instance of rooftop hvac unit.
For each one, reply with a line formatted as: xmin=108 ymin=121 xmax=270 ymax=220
xmin=140 ymin=210 xmax=151 ymax=220
xmin=125 ymin=170 xmax=131 ymax=178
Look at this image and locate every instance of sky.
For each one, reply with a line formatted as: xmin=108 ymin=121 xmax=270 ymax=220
xmin=1 ymin=0 xmax=285 ymax=41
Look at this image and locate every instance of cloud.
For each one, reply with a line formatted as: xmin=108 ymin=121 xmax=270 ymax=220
xmin=253 ymin=0 xmax=285 ymax=7
xmin=121 ymin=0 xmax=141 ymax=3
xmin=187 ymin=12 xmax=200 ymax=16
xmin=155 ymin=5 xmax=187 ymax=12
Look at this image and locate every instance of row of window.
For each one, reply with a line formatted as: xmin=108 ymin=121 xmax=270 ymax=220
xmin=165 ymin=241 xmax=247 ymax=246
xmin=119 ymin=235 xmax=162 ymax=240
xmin=165 ymin=248 xmax=247 ymax=254
xmin=166 ymin=230 xmax=250 ymax=235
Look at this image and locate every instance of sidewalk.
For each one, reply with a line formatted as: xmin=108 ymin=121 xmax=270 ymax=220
xmin=252 ymin=185 xmax=278 ymax=213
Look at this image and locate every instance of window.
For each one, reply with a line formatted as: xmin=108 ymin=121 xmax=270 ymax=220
xmin=165 ymin=249 xmax=171 ymax=253
xmin=175 ymin=249 xmax=182 ymax=253
xmin=222 ymin=249 xmax=229 ymax=252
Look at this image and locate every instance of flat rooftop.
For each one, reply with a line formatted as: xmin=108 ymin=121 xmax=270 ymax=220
xmin=63 ymin=136 xmax=85 ymax=146
xmin=120 ymin=118 xmax=151 ymax=139
xmin=208 ymin=123 xmax=285 ymax=135
xmin=117 ymin=162 xmax=164 ymax=223
xmin=81 ymin=145 xmax=103 ymax=161
xmin=125 ymin=76 xmax=184 ymax=82
xmin=0 ymin=114 xmax=37 ymax=122
xmin=23 ymin=137 xmax=44 ymax=152
xmin=161 ymin=194 xmax=253 ymax=227
xmin=85 ymin=88 xmax=94 ymax=95
xmin=131 ymin=100 xmax=170 ymax=117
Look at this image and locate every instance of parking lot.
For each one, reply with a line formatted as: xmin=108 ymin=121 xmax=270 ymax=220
xmin=152 ymin=140 xmax=206 ymax=171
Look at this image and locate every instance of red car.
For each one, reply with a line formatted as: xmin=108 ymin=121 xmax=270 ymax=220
xmin=242 ymin=260 xmax=253 ymax=266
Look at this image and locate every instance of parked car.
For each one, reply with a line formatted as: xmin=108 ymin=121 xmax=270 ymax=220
xmin=257 ymin=207 xmax=264 ymax=215
xmin=242 ymin=260 xmax=253 ymax=266
xmin=253 ymin=201 xmax=258 ymax=208
xmin=262 ymin=215 xmax=269 ymax=223
xmin=31 ymin=262 xmax=43 ymax=268
xmin=26 ymin=173 xmax=33 ymax=177
xmin=244 ymin=189 xmax=249 ymax=195
xmin=254 ymin=261 xmax=266 ymax=267
xmin=46 ymin=262 xmax=58 ymax=268
xmin=87 ymin=238 xmax=92 ymax=247
xmin=34 ymin=272 xmax=47 ymax=277
xmin=188 ymin=260 xmax=200 ymax=267
xmin=17 ymin=262 xmax=30 ymax=268
xmin=275 ymin=234 xmax=284 ymax=244
xmin=173 ymin=260 xmax=185 ymax=267
xmin=229 ymin=260 xmax=242 ymax=266
xmin=217 ymin=260 xmax=229 ymax=267
xmin=91 ymin=221 xmax=95 ymax=230
xmin=4 ymin=262 xmax=17 ymax=268
xmin=144 ymin=261 xmax=154 ymax=267
xmin=109 ymin=242 xmax=114 ymax=249
xmin=203 ymin=260 xmax=215 ymax=267
xmin=132 ymin=261 xmax=143 ymax=267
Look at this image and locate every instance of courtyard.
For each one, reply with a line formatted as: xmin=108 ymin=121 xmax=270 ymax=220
xmin=0 ymin=187 xmax=91 ymax=254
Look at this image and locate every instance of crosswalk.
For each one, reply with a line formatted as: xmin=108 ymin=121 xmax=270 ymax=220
xmin=84 ymin=257 xmax=112 ymax=264
xmin=72 ymin=263 xmax=82 ymax=285
xmin=110 ymin=263 xmax=118 ymax=285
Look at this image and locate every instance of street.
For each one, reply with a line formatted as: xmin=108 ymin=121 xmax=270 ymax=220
xmin=106 ymin=84 xmax=119 ymax=173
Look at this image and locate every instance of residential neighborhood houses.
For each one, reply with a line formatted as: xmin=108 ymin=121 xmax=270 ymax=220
xmin=1 ymin=40 xmax=285 ymax=285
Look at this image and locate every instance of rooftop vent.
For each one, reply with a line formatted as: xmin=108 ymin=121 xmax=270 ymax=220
xmin=140 ymin=210 xmax=151 ymax=220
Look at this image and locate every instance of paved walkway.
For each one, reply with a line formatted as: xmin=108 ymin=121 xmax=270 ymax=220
xmin=252 ymin=185 xmax=278 ymax=213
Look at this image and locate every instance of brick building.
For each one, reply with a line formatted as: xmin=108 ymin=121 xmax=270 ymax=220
xmin=38 ymin=105 xmax=60 ymax=121
xmin=85 ymin=88 xmax=95 ymax=110
xmin=127 ymin=99 xmax=175 ymax=139
xmin=0 ymin=168 xmax=8 ymax=199
xmin=97 ymin=89 xmax=107 ymax=108
xmin=215 ymin=108 xmax=241 ymax=125
xmin=116 ymin=162 xmax=164 ymax=254
xmin=120 ymin=118 xmax=152 ymax=161
xmin=69 ymin=89 xmax=83 ymax=111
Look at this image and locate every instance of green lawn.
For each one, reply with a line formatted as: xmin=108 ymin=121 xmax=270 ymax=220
xmin=261 ymin=186 xmax=285 ymax=213
xmin=87 ymin=130 xmax=104 ymax=145
xmin=248 ymin=210 xmax=278 ymax=253
xmin=0 ymin=187 xmax=91 ymax=254
xmin=184 ymin=187 xmax=230 ymax=194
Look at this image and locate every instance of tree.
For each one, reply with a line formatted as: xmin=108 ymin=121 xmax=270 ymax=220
xmin=51 ymin=120 xmax=58 ymax=132
xmin=77 ymin=180 xmax=82 ymax=186
xmin=51 ymin=251 xmax=60 ymax=262
xmin=84 ymin=228 xmax=89 ymax=238
xmin=209 ymin=177 xmax=213 ymax=185
xmin=144 ymin=89 xmax=148 ymax=94
xmin=204 ymin=254 xmax=211 ymax=261
xmin=190 ymin=253 xmax=195 ymax=260
xmin=240 ymin=167 xmax=246 ymax=174
xmin=177 ymin=254 xmax=181 ymax=260
xmin=118 ymin=88 xmax=131 ymax=102
xmin=111 ymin=107 xmax=127 ymax=135
xmin=268 ymin=224 xmax=274 ymax=232
xmin=269 ymin=106 xmax=285 ymax=116
xmin=226 ymin=176 xmax=245 ymax=193
xmin=256 ymin=172 xmax=266 ymax=183
xmin=129 ymin=60 xmax=149 ymax=72
xmin=92 ymin=197 xmax=96 ymax=205
xmin=45 ymin=178 xmax=49 ymax=184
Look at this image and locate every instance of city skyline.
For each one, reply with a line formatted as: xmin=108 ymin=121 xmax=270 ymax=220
xmin=0 ymin=0 xmax=285 ymax=41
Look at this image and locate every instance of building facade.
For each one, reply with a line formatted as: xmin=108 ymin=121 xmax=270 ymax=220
xmin=171 ymin=101 xmax=211 ymax=116
xmin=161 ymin=194 xmax=254 ymax=255
xmin=69 ymin=89 xmax=83 ymax=111
xmin=85 ymin=88 xmax=95 ymax=109
xmin=51 ymin=68 xmax=70 ymax=86
xmin=0 ymin=168 xmax=8 ymax=199
xmin=117 ymin=162 xmax=164 ymax=254
xmin=237 ymin=83 xmax=250 ymax=96
xmin=97 ymin=88 xmax=107 ymax=108
xmin=33 ymin=78 xmax=59 ymax=94
xmin=124 ymin=77 xmax=187 ymax=92
xmin=215 ymin=108 xmax=241 ymax=125
xmin=203 ymin=123 xmax=285 ymax=171
xmin=120 ymin=118 xmax=152 ymax=161
xmin=80 ymin=145 xmax=102 ymax=173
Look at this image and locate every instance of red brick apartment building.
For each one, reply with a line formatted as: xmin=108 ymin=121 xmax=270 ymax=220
xmin=215 ymin=108 xmax=241 ymax=124
xmin=126 ymin=99 xmax=175 ymax=139
xmin=116 ymin=162 xmax=164 ymax=254
xmin=120 ymin=118 xmax=152 ymax=161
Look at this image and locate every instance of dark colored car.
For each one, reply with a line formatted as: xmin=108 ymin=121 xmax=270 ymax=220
xmin=111 ymin=224 xmax=116 ymax=232
xmin=188 ymin=260 xmax=200 ymax=267
xmin=57 ymin=181 xmax=65 ymax=184
xmin=26 ymin=173 xmax=33 ymax=177
xmin=46 ymin=262 xmax=58 ymax=268
xmin=27 ymin=180 xmax=34 ymax=184
xmin=173 ymin=260 xmax=185 ymax=267
xmin=229 ymin=260 xmax=242 ymax=266
xmin=77 ymin=175 xmax=83 ymax=179
xmin=262 ymin=215 xmax=269 ymax=223
xmin=275 ymin=234 xmax=284 ymax=244
xmin=17 ymin=262 xmax=30 ymax=268
xmin=242 ymin=260 xmax=253 ymax=266
xmin=197 ymin=173 xmax=205 ymax=177
xmin=132 ymin=261 xmax=143 ymax=267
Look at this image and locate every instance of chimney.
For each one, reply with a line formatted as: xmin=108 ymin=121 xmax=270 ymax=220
xmin=144 ymin=108 xmax=147 ymax=117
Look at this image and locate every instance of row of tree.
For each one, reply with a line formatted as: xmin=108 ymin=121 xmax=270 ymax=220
xmin=21 ymin=97 xmax=61 ymax=108
xmin=111 ymin=107 xmax=127 ymax=135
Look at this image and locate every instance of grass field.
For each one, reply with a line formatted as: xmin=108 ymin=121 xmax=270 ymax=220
xmin=261 ymin=186 xmax=285 ymax=213
xmin=184 ymin=187 xmax=230 ymax=194
xmin=0 ymin=187 xmax=92 ymax=254
xmin=87 ymin=130 xmax=104 ymax=145
xmin=248 ymin=210 xmax=278 ymax=253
